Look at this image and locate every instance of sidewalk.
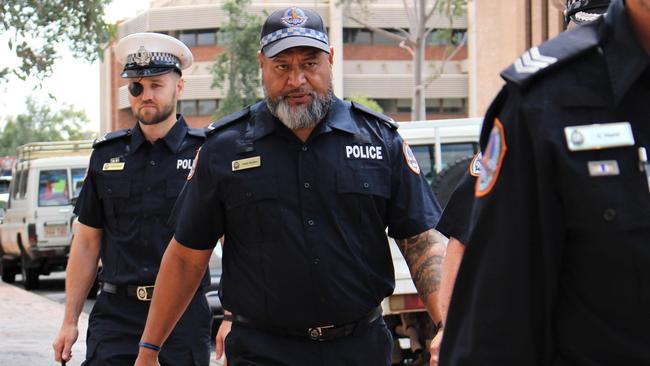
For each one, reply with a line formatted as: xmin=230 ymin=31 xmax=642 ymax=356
xmin=0 ymin=281 xmax=88 ymax=365
xmin=0 ymin=282 xmax=223 ymax=365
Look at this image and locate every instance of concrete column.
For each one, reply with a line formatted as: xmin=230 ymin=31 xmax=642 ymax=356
xmin=329 ymin=0 xmax=344 ymax=97
xmin=99 ymin=47 xmax=112 ymax=134
xmin=467 ymin=0 xmax=478 ymax=117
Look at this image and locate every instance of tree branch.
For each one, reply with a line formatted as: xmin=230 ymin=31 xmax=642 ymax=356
xmin=424 ymin=32 xmax=467 ymax=87
xmin=346 ymin=14 xmax=415 ymax=47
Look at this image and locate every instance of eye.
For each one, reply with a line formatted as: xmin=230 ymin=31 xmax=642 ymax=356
xmin=275 ymin=64 xmax=288 ymax=71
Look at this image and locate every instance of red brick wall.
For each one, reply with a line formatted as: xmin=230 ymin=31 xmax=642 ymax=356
xmin=343 ymin=45 xmax=467 ymax=60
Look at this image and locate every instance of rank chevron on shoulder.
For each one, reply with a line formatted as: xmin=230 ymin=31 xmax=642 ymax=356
xmin=514 ymin=47 xmax=558 ymax=74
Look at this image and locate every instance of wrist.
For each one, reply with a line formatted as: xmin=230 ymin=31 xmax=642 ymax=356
xmin=139 ymin=341 xmax=161 ymax=352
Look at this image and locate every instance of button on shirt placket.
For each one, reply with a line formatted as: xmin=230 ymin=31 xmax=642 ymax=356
xmin=298 ymin=142 xmax=327 ymax=306
xmin=140 ymin=143 xmax=160 ymax=279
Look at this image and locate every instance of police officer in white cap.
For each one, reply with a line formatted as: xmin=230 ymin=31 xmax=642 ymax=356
xmin=53 ymin=32 xmax=211 ymax=365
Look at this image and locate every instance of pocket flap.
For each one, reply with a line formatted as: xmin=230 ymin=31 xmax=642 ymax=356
xmin=337 ymin=167 xmax=390 ymax=198
xmin=225 ymin=177 xmax=278 ymax=209
xmin=97 ymin=179 xmax=130 ymax=198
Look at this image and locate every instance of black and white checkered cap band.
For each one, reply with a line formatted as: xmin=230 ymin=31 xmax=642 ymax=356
xmin=260 ymin=27 xmax=329 ymax=49
xmin=126 ymin=52 xmax=180 ymax=66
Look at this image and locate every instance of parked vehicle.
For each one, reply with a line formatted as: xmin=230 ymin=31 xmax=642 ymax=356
xmin=0 ymin=140 xmax=92 ymax=290
xmin=384 ymin=117 xmax=481 ymax=365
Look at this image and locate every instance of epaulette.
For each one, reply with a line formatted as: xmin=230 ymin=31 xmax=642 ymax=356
xmin=93 ymin=128 xmax=131 ymax=148
xmin=501 ymin=19 xmax=601 ymax=90
xmin=187 ymin=127 xmax=206 ymax=139
xmin=352 ymin=101 xmax=399 ymax=130
xmin=206 ymin=107 xmax=250 ymax=136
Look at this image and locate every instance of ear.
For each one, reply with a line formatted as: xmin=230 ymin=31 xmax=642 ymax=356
xmin=328 ymin=47 xmax=334 ymax=67
xmin=176 ymin=77 xmax=185 ymax=97
xmin=257 ymin=51 xmax=264 ymax=68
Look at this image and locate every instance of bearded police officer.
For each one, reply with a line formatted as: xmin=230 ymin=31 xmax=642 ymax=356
xmin=135 ymin=7 xmax=446 ymax=366
xmin=53 ymin=33 xmax=211 ymax=365
xmin=440 ymin=0 xmax=650 ymax=364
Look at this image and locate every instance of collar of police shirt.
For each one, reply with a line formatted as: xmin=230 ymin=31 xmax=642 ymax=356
xmin=129 ymin=114 xmax=191 ymax=153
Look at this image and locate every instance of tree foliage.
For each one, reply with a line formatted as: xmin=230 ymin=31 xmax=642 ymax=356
xmin=210 ymin=0 xmax=263 ymax=119
xmin=0 ymin=97 xmax=95 ymax=156
xmin=1 ymin=0 xmax=114 ymax=82
xmin=345 ymin=94 xmax=383 ymax=113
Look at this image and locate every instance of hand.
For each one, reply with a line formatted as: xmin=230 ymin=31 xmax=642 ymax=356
xmin=215 ymin=319 xmax=232 ymax=366
xmin=52 ymin=323 xmax=78 ymax=363
xmin=429 ymin=329 xmax=443 ymax=366
xmin=134 ymin=348 xmax=161 ymax=366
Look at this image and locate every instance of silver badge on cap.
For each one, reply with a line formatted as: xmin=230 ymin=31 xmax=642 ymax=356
xmin=133 ymin=46 xmax=152 ymax=66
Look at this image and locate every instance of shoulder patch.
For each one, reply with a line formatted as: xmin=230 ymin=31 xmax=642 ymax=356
xmin=475 ymin=118 xmax=507 ymax=198
xmin=93 ymin=129 xmax=131 ymax=148
xmin=187 ymin=127 xmax=206 ymax=139
xmin=206 ymin=107 xmax=250 ymax=136
xmin=501 ymin=19 xmax=601 ymax=89
xmin=352 ymin=101 xmax=398 ymax=130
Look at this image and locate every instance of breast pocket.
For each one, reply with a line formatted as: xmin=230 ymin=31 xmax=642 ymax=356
xmin=560 ymin=152 xmax=650 ymax=231
xmin=96 ymin=179 xmax=131 ymax=229
xmin=336 ymin=166 xmax=391 ymax=226
xmin=224 ymin=176 xmax=279 ymax=244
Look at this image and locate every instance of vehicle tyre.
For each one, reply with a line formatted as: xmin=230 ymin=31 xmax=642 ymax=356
xmin=1 ymin=258 xmax=17 ymax=283
xmin=21 ymin=255 xmax=39 ymax=290
xmin=431 ymin=156 xmax=474 ymax=209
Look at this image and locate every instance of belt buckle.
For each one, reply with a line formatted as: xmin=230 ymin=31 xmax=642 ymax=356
xmin=308 ymin=325 xmax=334 ymax=341
xmin=136 ymin=286 xmax=154 ymax=301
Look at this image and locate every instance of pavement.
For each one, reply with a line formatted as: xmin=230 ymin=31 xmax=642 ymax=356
xmin=0 ymin=281 xmax=88 ymax=365
xmin=0 ymin=281 xmax=223 ymax=365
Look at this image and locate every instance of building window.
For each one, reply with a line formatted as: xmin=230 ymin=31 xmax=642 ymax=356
xmin=427 ymin=29 xmax=467 ymax=46
xmin=375 ymin=98 xmax=468 ymax=115
xmin=178 ymin=99 xmax=220 ymax=116
xmin=178 ymin=29 xmax=219 ymax=47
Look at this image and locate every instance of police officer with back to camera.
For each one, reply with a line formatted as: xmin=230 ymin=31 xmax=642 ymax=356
xmin=52 ymin=32 xmax=211 ymax=365
xmin=134 ymin=6 xmax=447 ymax=366
xmin=439 ymin=0 xmax=650 ymax=364
xmin=429 ymin=3 xmax=612 ymax=365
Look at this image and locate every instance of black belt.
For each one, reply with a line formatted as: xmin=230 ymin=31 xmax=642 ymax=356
xmin=100 ymin=282 xmax=154 ymax=301
xmin=227 ymin=306 xmax=383 ymax=341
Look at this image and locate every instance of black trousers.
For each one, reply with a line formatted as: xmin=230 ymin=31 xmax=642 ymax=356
xmin=83 ymin=290 xmax=211 ymax=366
xmin=224 ymin=317 xmax=393 ymax=366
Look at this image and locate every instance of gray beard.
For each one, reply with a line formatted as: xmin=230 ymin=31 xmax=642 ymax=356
xmin=264 ymin=83 xmax=333 ymax=130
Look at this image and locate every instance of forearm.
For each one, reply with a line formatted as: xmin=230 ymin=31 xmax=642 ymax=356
xmin=139 ymin=239 xmax=210 ymax=347
xmin=396 ymin=229 xmax=447 ymax=323
xmin=438 ymin=237 xmax=465 ymax=323
xmin=62 ymin=234 xmax=100 ymax=326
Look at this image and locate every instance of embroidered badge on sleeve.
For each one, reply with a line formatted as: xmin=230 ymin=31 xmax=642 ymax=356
xmin=475 ymin=119 xmax=507 ymax=197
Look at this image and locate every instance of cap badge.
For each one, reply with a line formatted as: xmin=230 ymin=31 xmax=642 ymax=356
xmin=281 ymin=7 xmax=308 ymax=27
xmin=133 ymin=46 xmax=152 ymax=66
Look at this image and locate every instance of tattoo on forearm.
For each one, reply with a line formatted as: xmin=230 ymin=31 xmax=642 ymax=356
xmin=396 ymin=230 xmax=445 ymax=298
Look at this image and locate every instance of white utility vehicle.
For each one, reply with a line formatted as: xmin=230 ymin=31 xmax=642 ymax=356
xmin=0 ymin=141 xmax=92 ymax=289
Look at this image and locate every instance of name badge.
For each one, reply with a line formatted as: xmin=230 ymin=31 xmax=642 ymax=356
xmin=232 ymin=156 xmax=261 ymax=171
xmin=102 ymin=162 xmax=125 ymax=171
xmin=587 ymin=160 xmax=620 ymax=177
xmin=564 ymin=122 xmax=635 ymax=151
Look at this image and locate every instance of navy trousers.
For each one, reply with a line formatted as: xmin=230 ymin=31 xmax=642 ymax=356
xmin=224 ymin=317 xmax=393 ymax=366
xmin=83 ymin=290 xmax=211 ymax=365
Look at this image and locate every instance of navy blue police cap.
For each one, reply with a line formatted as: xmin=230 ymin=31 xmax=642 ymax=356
xmin=116 ymin=32 xmax=193 ymax=78
xmin=260 ymin=7 xmax=330 ymax=58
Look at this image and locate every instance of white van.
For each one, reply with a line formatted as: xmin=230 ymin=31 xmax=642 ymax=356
xmin=384 ymin=117 xmax=482 ymax=363
xmin=0 ymin=141 xmax=92 ymax=289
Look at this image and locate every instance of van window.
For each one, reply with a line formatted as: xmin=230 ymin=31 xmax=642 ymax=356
xmin=0 ymin=180 xmax=10 ymax=194
xmin=38 ymin=169 xmax=69 ymax=207
xmin=411 ymin=143 xmax=478 ymax=183
xmin=10 ymin=170 xmax=22 ymax=200
xmin=18 ymin=169 xmax=29 ymax=199
xmin=71 ymin=168 xmax=86 ymax=198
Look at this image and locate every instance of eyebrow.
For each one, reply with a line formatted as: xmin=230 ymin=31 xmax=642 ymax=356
xmin=271 ymin=49 xmax=322 ymax=62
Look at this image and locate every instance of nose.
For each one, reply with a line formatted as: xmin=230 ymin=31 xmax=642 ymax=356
xmin=287 ymin=69 xmax=306 ymax=89
xmin=141 ymin=84 xmax=154 ymax=100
